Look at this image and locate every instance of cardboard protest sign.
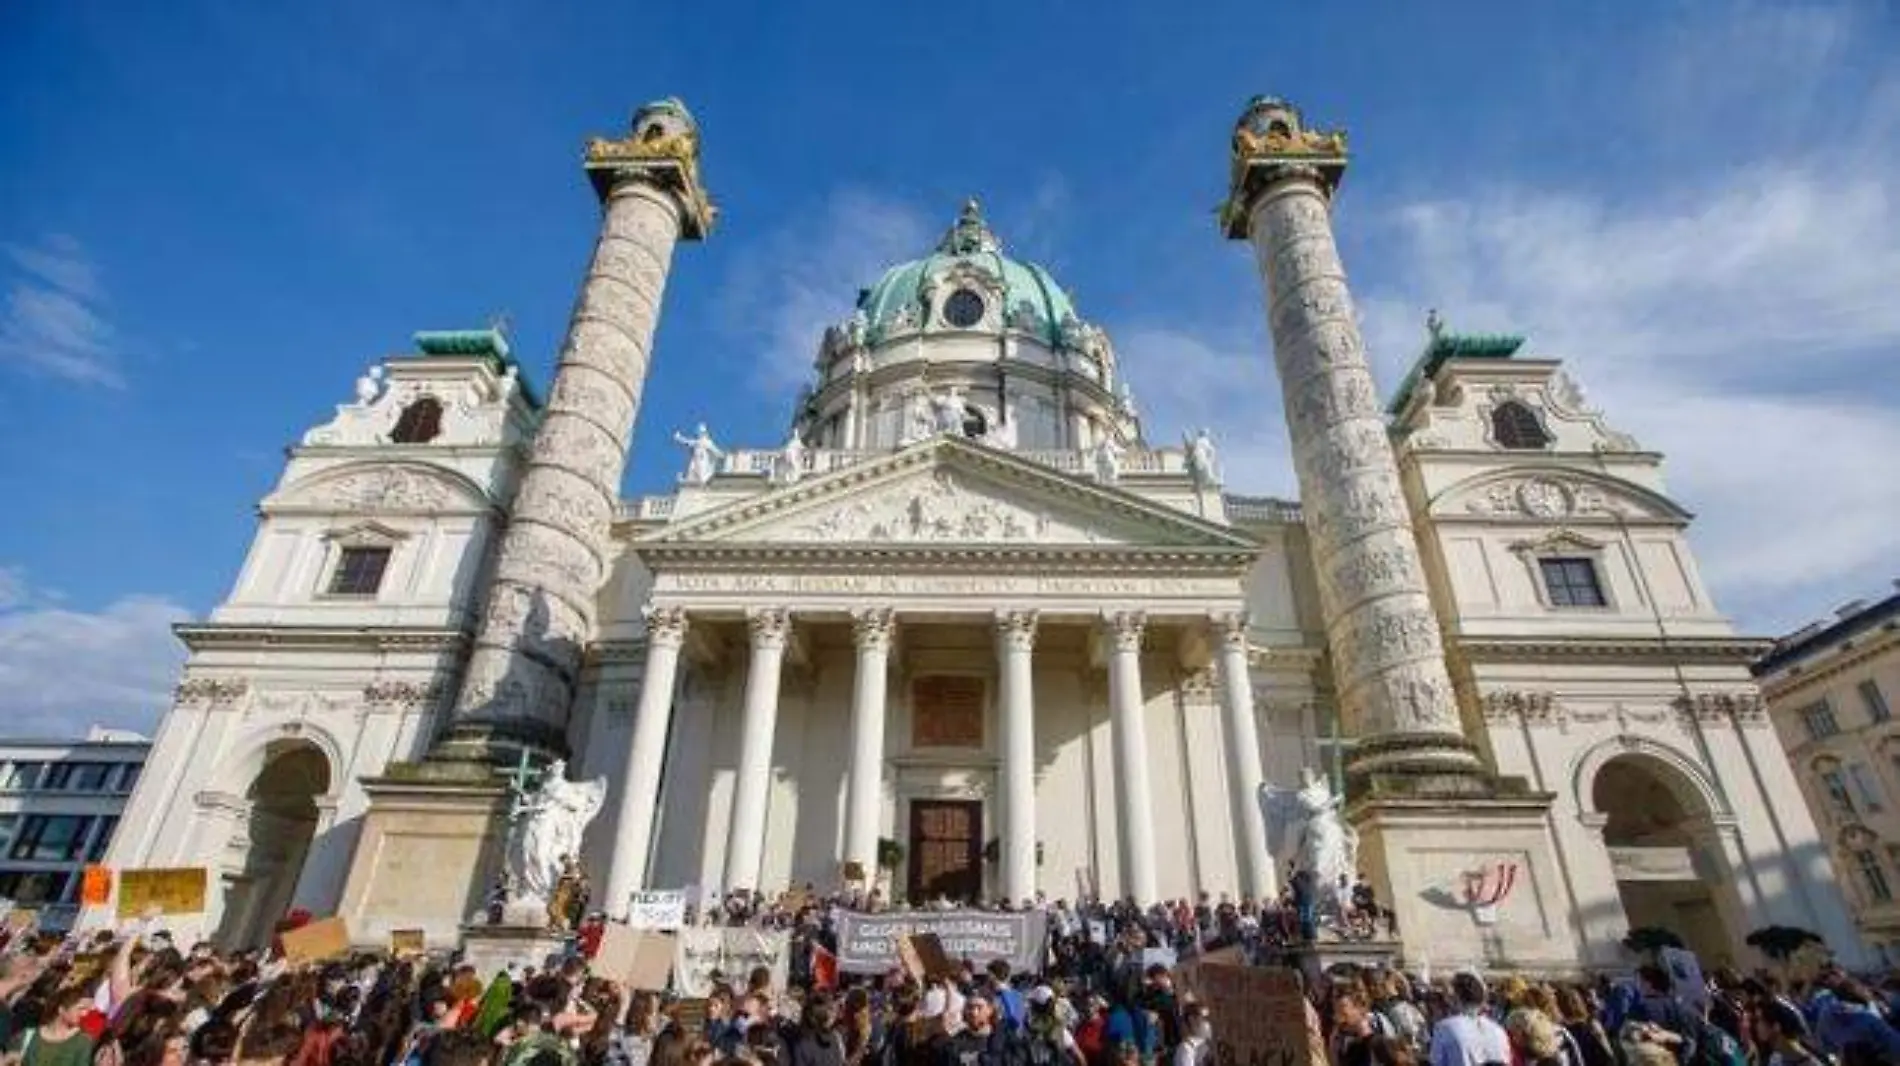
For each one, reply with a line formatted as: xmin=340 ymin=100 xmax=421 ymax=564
xmin=1195 ymin=960 xmax=1311 ymax=1066
xmin=906 ymin=932 xmax=956 ymax=978
xmin=117 ymin=868 xmax=208 ymax=918
xmin=280 ymin=916 xmax=350 ymax=966
xmin=842 ymin=861 xmax=866 ymax=884
xmin=596 ymin=922 xmax=676 ymax=991
xmin=627 ymin=890 xmax=687 ymax=931
xmin=389 ymin=929 xmax=426 ymax=956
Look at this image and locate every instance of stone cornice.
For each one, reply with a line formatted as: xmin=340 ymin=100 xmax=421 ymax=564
xmin=1455 ymin=634 xmax=1772 ymax=664
xmin=174 ymin=623 xmax=471 ymax=653
xmin=641 ymin=436 xmax=1259 ymax=551
xmin=635 ymin=542 xmax=1257 ymax=572
xmin=1246 ymin=644 xmax=1326 ymax=670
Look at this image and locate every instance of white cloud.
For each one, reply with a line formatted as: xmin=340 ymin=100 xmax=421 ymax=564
xmin=0 ymin=235 xmax=123 ymax=388
xmin=1116 ymin=324 xmax=1299 ymax=500
xmin=720 ymin=190 xmax=932 ymax=396
xmin=0 ymin=571 xmax=189 ymax=737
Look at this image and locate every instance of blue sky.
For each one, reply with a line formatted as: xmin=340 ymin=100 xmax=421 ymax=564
xmin=2 ymin=2 xmax=1897 ymax=735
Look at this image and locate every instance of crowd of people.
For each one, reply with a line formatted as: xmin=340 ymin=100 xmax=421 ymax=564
xmin=2 ymin=889 xmax=1898 ymax=1066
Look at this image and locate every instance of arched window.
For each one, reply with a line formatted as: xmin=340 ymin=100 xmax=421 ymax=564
xmin=390 ymin=396 xmax=443 ymax=444
xmin=1491 ymin=400 xmax=1550 ymax=449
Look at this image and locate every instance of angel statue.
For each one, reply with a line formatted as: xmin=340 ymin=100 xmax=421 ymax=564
xmin=673 ymin=423 xmax=724 ymax=485
xmin=1262 ymin=768 xmax=1359 ymax=900
xmin=504 ymin=758 xmax=607 ymax=922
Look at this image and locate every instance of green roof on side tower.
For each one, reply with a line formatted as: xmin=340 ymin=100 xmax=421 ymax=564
xmin=1386 ymin=310 xmax=1525 ymax=415
xmin=855 ymin=199 xmax=1078 ymax=347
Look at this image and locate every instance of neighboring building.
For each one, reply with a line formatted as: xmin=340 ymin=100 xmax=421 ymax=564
xmin=102 ymin=96 xmax=1865 ymax=971
xmin=1753 ymin=585 xmax=1900 ymax=963
xmin=0 ymin=727 xmax=149 ymax=931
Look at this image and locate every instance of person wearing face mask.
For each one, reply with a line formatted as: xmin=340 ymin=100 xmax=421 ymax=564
xmin=1171 ymin=1004 xmax=1212 ymax=1066
xmin=11 ymin=987 xmax=98 ymax=1066
xmin=1015 ymin=987 xmax=1084 ymax=1066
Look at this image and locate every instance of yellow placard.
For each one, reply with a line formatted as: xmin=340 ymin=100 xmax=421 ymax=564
xmin=116 ymin=868 xmax=208 ymax=919
xmin=390 ymin=929 xmax=426 ymax=956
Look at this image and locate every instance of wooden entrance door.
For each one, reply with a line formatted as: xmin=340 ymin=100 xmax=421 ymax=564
xmin=907 ymin=800 xmax=982 ymax=904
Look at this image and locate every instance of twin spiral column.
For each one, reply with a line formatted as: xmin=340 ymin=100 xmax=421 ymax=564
xmin=439 ymin=99 xmax=715 ymax=765
xmin=1221 ymin=97 xmax=1480 ymax=783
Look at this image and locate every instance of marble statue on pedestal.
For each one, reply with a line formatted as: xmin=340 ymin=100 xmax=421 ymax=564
xmin=1263 ymin=768 xmax=1359 ymax=893
xmin=503 ymin=758 xmax=606 ymax=923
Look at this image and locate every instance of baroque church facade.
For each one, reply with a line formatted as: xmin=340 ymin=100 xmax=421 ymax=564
xmin=98 ymin=97 xmax=1865 ymax=972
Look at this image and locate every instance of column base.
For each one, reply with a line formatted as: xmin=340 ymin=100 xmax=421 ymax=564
xmin=1347 ymin=782 xmax=1585 ymax=975
xmin=335 ymin=761 xmax=512 ymax=950
xmin=430 ymin=717 xmax=571 ymax=768
xmin=1346 ymin=733 xmax=1488 ymax=793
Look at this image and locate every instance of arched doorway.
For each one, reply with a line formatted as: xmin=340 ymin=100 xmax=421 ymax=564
xmin=213 ymin=741 xmax=330 ymax=949
xmin=1592 ymin=753 xmax=1740 ymax=965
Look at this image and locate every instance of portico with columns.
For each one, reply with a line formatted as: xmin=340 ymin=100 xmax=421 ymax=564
xmin=583 ymin=436 xmax=1275 ymax=906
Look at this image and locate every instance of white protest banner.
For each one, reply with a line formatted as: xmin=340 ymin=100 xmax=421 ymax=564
xmin=673 ymin=926 xmax=790 ymax=996
xmin=627 ymin=889 xmax=688 ymax=930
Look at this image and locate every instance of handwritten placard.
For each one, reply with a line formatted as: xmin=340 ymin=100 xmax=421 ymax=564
xmin=117 ymin=868 xmax=207 ymax=918
xmin=1196 ymin=961 xmax=1311 ymax=1066
xmin=390 ymin=929 xmax=426 ymax=956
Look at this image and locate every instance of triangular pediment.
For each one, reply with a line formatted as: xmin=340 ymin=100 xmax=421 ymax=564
xmin=641 ymin=438 xmax=1256 ymax=551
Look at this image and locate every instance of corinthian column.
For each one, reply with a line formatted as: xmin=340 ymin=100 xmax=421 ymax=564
xmin=725 ymin=608 xmax=791 ymax=893
xmin=1102 ymin=610 xmax=1157 ymax=903
xmin=995 ymin=609 xmax=1038 ymax=904
xmin=441 ymin=99 xmax=716 ymax=764
xmin=1210 ymin=612 xmax=1274 ymax=901
xmin=1220 ymin=97 xmax=1479 ymax=781
xmin=601 ymin=604 xmax=689 ymax=913
xmin=843 ymin=609 xmax=894 ymax=880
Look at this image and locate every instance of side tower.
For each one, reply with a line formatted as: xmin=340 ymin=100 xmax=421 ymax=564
xmin=1390 ymin=328 xmax=1866 ymax=969
xmin=1220 ymin=97 xmax=1574 ymax=970
xmin=98 ymin=333 xmax=535 ymax=947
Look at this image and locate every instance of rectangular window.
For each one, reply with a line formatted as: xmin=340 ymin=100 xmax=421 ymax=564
xmin=0 ymin=815 xmax=16 ymax=854
xmin=1539 ymin=557 xmax=1607 ymax=607
xmin=1862 ymin=680 xmax=1892 ymax=724
xmin=326 ymin=546 xmax=391 ymax=596
xmin=10 ymin=815 xmax=92 ymax=862
xmin=0 ymin=870 xmax=72 ymax=906
xmin=42 ymin=762 xmax=112 ymax=792
xmin=1821 ymin=770 xmax=1857 ymax=817
xmin=1802 ymin=702 xmax=1842 ymax=740
xmin=115 ymin=763 xmax=141 ymax=792
xmin=1856 ymin=850 xmax=1893 ymax=903
xmin=1850 ymin=764 xmax=1887 ymax=813
xmin=86 ymin=816 xmax=119 ymax=863
xmin=2 ymin=762 xmax=44 ymax=791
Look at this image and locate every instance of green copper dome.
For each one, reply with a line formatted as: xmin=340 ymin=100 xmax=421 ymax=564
xmin=855 ymin=200 xmax=1077 ymax=347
